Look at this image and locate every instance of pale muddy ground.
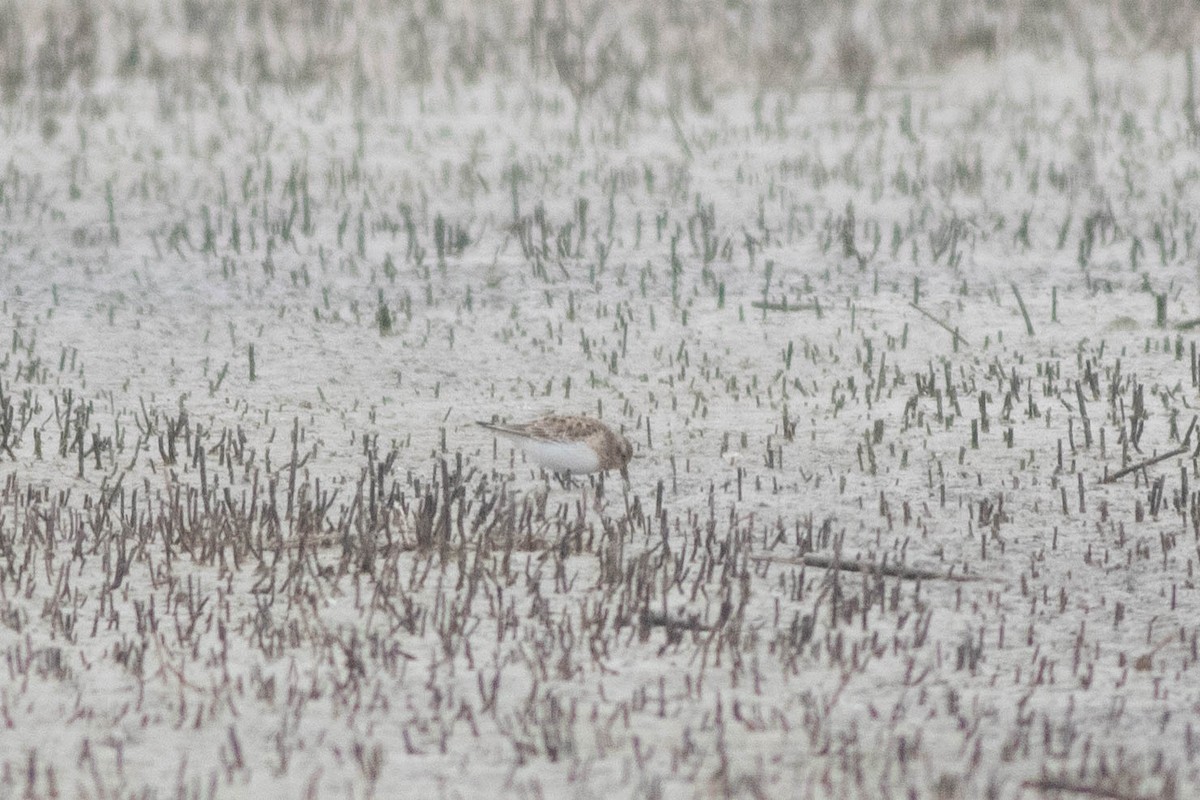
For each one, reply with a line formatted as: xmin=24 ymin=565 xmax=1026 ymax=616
xmin=2 ymin=3 xmax=1200 ymax=799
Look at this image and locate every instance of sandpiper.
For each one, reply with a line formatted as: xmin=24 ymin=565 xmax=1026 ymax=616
xmin=477 ymin=415 xmax=633 ymax=479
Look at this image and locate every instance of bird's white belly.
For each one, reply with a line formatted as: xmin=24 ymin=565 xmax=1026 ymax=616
xmin=517 ymin=439 xmax=601 ymax=474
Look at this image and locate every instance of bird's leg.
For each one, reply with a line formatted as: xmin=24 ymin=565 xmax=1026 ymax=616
xmin=586 ymin=474 xmax=605 ymax=513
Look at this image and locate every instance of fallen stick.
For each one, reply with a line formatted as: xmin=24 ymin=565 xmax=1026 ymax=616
xmin=1019 ymin=777 xmax=1155 ymax=800
xmin=1101 ymin=445 xmax=1187 ymax=484
xmin=750 ymin=300 xmax=821 ymax=313
xmin=1010 ymin=282 xmax=1035 ymax=336
xmin=751 ymin=553 xmax=984 ymax=582
xmin=908 ymin=302 xmax=970 ymax=347
xmin=641 ymin=610 xmax=711 ymax=632
xmin=1101 ymin=416 xmax=1196 ymax=483
xmin=667 ymin=108 xmax=693 ymax=161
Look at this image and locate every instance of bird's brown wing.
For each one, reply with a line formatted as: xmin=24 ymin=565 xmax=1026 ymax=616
xmin=522 ymin=415 xmax=609 ymax=441
xmin=476 ymin=415 xmax=607 ymax=442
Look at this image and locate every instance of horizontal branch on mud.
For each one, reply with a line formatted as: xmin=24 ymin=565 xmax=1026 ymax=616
xmin=751 ymin=553 xmax=985 ymax=582
xmin=908 ymin=302 xmax=970 ymax=347
xmin=1101 ymin=445 xmax=1188 ymax=484
xmin=640 ymin=610 xmax=711 ymax=632
xmin=1101 ymin=417 xmax=1196 ymax=484
xmin=1020 ymin=777 xmax=1157 ymax=800
xmin=750 ymin=300 xmax=821 ymax=313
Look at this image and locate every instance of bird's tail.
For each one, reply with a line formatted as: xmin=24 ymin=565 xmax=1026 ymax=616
xmin=476 ymin=420 xmax=520 ymax=437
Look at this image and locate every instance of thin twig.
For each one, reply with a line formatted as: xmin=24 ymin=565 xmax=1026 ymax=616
xmin=1010 ymin=282 xmax=1034 ymax=336
xmin=1101 ymin=415 xmax=1197 ymax=484
xmin=667 ymin=108 xmax=693 ymax=161
xmin=751 ymin=553 xmax=985 ymax=582
xmin=908 ymin=302 xmax=970 ymax=347
xmin=750 ymin=300 xmax=821 ymax=313
xmin=1101 ymin=445 xmax=1188 ymax=484
xmin=1020 ymin=777 xmax=1155 ymax=800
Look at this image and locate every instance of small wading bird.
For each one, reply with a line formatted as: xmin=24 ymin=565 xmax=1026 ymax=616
xmin=477 ymin=415 xmax=633 ymax=480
